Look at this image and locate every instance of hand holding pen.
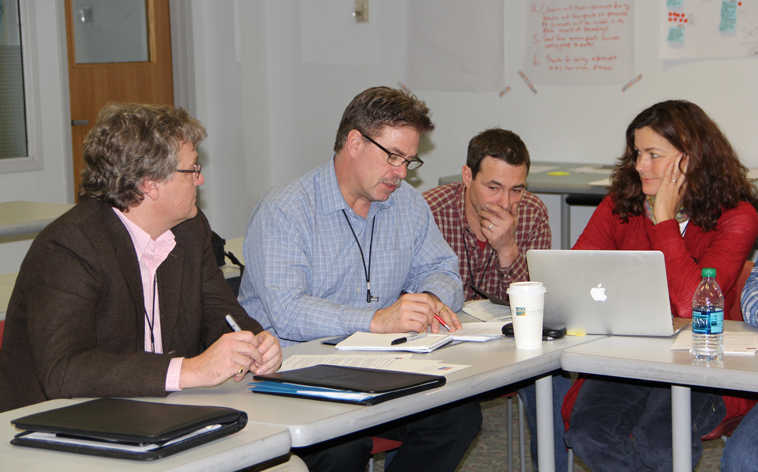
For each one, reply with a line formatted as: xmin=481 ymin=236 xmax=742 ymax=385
xmin=225 ymin=314 xmax=282 ymax=376
xmin=369 ymin=291 xmax=460 ymax=333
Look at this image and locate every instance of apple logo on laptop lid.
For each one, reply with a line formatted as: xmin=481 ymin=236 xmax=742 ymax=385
xmin=590 ymin=283 xmax=607 ymax=302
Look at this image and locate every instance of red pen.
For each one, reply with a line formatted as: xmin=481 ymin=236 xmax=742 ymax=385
xmin=434 ymin=312 xmax=451 ymax=331
xmin=401 ymin=290 xmax=452 ymax=331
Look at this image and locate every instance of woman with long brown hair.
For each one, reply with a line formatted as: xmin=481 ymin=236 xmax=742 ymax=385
xmin=563 ymin=100 xmax=758 ymax=470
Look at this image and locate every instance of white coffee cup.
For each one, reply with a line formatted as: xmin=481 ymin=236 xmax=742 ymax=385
xmin=507 ymin=281 xmax=547 ymax=349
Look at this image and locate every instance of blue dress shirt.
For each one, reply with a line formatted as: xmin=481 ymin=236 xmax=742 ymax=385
xmin=238 ymin=158 xmax=463 ymax=345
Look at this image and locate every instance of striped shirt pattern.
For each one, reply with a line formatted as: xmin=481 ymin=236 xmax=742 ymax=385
xmin=741 ymin=262 xmax=758 ymax=327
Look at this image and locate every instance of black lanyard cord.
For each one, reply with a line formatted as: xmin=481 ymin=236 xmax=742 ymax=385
xmin=144 ymin=276 xmax=157 ymax=353
xmin=460 ymin=224 xmax=497 ymax=297
xmin=342 ymin=210 xmax=379 ymax=303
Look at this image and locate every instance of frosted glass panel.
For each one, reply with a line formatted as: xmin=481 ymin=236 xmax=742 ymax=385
xmin=0 ymin=0 xmax=28 ymax=159
xmin=72 ymin=0 xmax=149 ymax=64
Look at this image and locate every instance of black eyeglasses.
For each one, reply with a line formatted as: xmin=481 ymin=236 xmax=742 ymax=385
xmin=358 ymin=130 xmax=424 ymax=170
xmin=176 ymin=163 xmax=202 ymax=180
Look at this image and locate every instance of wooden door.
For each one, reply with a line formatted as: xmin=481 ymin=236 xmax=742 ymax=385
xmin=65 ymin=0 xmax=174 ymax=198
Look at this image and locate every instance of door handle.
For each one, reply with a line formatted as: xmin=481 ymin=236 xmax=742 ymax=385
xmin=71 ymin=119 xmax=89 ymax=126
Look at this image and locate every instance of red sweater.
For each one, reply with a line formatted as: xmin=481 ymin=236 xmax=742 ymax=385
xmin=563 ymin=195 xmax=758 ymax=429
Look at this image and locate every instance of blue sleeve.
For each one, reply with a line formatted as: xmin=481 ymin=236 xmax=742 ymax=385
xmin=404 ymin=194 xmax=463 ymax=311
xmin=741 ymin=263 xmax=758 ymax=328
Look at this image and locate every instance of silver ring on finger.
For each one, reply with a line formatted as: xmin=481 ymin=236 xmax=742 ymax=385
xmin=488 ymin=223 xmax=494 ymax=230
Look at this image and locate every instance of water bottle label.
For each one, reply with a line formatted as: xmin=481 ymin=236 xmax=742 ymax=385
xmin=692 ymin=309 xmax=724 ymax=334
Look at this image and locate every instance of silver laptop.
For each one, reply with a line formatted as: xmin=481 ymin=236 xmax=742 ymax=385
xmin=526 ymin=249 xmax=682 ymax=336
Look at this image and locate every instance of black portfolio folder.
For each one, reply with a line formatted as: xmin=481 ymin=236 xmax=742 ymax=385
xmin=252 ymin=364 xmax=446 ymax=405
xmin=11 ymin=398 xmax=247 ymax=461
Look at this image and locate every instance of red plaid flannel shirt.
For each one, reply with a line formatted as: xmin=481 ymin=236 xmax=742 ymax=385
xmin=423 ymin=182 xmax=551 ymax=302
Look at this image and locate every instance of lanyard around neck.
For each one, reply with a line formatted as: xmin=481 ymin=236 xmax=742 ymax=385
xmin=342 ymin=210 xmax=379 ymax=303
xmin=460 ymin=223 xmax=496 ymax=297
xmin=144 ymin=276 xmax=157 ymax=353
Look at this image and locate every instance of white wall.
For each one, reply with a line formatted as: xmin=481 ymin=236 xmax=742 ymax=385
xmin=0 ymin=1 xmax=72 ymax=273
xmin=239 ymin=0 xmax=758 ymax=197
xmin=228 ymin=0 xmax=758 ymax=249
xmin=5 ymin=0 xmax=758 ymax=273
xmin=414 ymin=1 xmax=758 ymax=192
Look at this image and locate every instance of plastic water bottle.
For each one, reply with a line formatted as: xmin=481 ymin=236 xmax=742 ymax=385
xmin=690 ymin=268 xmax=724 ymax=360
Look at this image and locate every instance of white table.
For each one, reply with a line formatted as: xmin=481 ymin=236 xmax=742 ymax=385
xmin=164 ymin=334 xmax=600 ymax=472
xmin=0 ymin=201 xmax=73 ymax=239
xmin=1 ymin=398 xmax=298 ymax=471
xmin=561 ymin=320 xmax=758 ymax=472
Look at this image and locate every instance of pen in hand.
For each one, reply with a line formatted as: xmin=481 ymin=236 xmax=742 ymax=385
xmin=401 ymin=289 xmax=452 ymax=331
xmin=225 ymin=314 xmax=247 ymax=375
xmin=433 ymin=313 xmax=451 ymax=331
xmin=225 ymin=314 xmax=242 ymax=332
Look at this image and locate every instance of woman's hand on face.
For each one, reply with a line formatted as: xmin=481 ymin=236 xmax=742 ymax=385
xmin=654 ymin=154 xmax=688 ymax=223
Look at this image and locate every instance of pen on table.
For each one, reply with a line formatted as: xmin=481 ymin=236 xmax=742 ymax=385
xmin=391 ymin=333 xmax=425 ymax=345
xmin=225 ymin=314 xmax=242 ymax=332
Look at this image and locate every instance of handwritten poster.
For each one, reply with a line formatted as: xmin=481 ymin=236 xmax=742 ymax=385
xmin=660 ymin=0 xmax=758 ymax=59
xmin=523 ymin=1 xmax=634 ymax=85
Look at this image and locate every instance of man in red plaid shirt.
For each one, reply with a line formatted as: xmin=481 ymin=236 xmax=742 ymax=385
xmin=424 ymin=128 xmax=572 ymax=471
xmin=423 ymin=128 xmax=551 ymax=303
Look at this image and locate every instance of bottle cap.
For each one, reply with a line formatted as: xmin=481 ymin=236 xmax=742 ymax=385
xmin=701 ymin=268 xmax=716 ymax=277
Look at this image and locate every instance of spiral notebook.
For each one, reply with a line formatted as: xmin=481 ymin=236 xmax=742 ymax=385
xmin=335 ymin=332 xmax=453 ymax=353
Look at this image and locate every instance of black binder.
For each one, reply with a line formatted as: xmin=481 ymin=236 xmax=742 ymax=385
xmin=10 ymin=398 xmax=247 ymax=461
xmin=252 ymin=364 xmax=446 ymax=405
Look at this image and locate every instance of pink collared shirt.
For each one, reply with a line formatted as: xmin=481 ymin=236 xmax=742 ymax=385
xmin=113 ymin=208 xmax=183 ymax=391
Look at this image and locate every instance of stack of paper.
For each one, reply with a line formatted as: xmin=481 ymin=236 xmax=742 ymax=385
xmin=335 ymin=332 xmax=452 ymax=353
xmin=448 ymin=322 xmax=505 ymax=342
xmin=462 ymin=299 xmax=511 ymax=322
xmin=280 ymin=354 xmax=471 ymax=376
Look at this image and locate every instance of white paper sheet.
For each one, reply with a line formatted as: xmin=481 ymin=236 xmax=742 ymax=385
xmin=279 ymin=354 xmax=469 ymax=376
xmin=572 ymin=166 xmax=614 ymax=175
xmin=670 ymin=330 xmax=758 ymax=356
xmin=447 ymin=322 xmax=505 ymax=342
xmin=588 ymin=177 xmax=612 ymax=187
xmin=462 ymin=299 xmax=511 ymax=322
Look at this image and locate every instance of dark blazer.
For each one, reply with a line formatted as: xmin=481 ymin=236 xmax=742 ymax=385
xmin=0 ymin=198 xmax=263 ymax=412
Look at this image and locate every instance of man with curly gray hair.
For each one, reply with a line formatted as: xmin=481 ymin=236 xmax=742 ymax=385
xmin=0 ymin=103 xmax=281 ymax=412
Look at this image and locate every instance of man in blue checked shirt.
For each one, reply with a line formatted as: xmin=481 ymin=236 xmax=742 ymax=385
xmin=721 ymin=261 xmax=758 ymax=472
xmin=239 ymin=86 xmax=481 ymax=472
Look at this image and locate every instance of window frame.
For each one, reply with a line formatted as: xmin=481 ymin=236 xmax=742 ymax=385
xmin=0 ymin=0 xmax=42 ymax=173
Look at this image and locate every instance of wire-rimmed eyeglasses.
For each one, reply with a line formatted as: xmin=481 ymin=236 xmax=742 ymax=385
xmin=358 ymin=130 xmax=424 ymax=170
